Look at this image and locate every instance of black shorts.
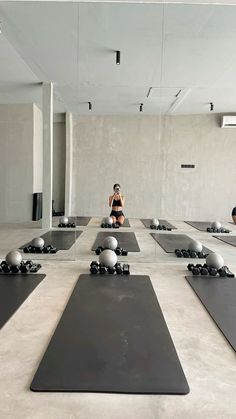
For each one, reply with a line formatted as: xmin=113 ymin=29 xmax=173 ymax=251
xmin=232 ymin=207 xmax=236 ymax=216
xmin=110 ymin=210 xmax=124 ymax=219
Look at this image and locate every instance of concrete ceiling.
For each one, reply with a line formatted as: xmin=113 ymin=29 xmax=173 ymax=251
xmin=1 ymin=2 xmax=236 ymax=114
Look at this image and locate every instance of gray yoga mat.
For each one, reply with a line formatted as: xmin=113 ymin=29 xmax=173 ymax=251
xmin=21 ymin=231 xmax=82 ymax=251
xmin=186 ymin=275 xmax=236 ymax=351
xmin=141 ymin=219 xmax=177 ymax=229
xmin=185 ymin=221 xmax=230 ymax=232
xmin=0 ymin=274 xmax=45 ymax=329
xmin=92 ymin=232 xmax=140 ymax=252
xmin=213 ymin=235 xmax=236 ymax=247
xmin=31 ymin=275 xmax=189 ymax=394
xmin=69 ymin=217 xmax=91 ymax=226
xmin=150 ymin=233 xmax=212 ymax=253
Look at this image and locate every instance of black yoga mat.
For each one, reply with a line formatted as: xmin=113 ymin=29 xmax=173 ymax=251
xmin=0 ymin=274 xmax=45 ymax=329
xmin=185 ymin=221 xmax=230 ymax=232
xmin=31 ymin=275 xmax=189 ymax=394
xmin=186 ymin=276 xmax=236 ymax=351
xmin=21 ymin=231 xmax=82 ymax=251
xmin=151 ymin=233 xmax=211 ymax=253
xmin=69 ymin=217 xmax=91 ymax=226
xmin=141 ymin=219 xmax=177 ymax=229
xmin=213 ymin=235 xmax=236 ymax=248
xmin=92 ymin=232 xmax=140 ymax=252
xmin=102 ymin=218 xmax=130 ymax=227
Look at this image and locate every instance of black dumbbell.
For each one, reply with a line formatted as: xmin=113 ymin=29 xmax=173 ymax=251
xmin=71 ymin=223 xmax=76 ymax=228
xmin=190 ymin=251 xmax=197 ymax=258
xmin=99 ymin=265 xmax=107 ymax=274
xmin=187 ymin=263 xmax=194 ymax=271
xmin=123 ymin=264 xmax=130 ymax=275
xmin=192 ymin=267 xmax=200 ymax=275
xmin=182 ymin=250 xmax=189 ymax=258
xmin=218 ymin=267 xmax=227 ymax=277
xmin=159 ymin=225 xmax=163 ymax=230
xmin=115 ymin=247 xmax=122 ymax=255
xmin=121 ymin=249 xmax=128 ymax=256
xmin=225 ymin=229 xmax=230 ymax=234
xmin=96 ymin=246 xmax=103 ymax=255
xmin=198 ymin=252 xmax=206 ymax=259
xmin=162 ymin=226 xmax=166 ymax=231
xmin=220 ymin=265 xmax=235 ymax=278
xmin=107 ymin=266 xmax=116 ymax=274
xmin=1 ymin=261 xmax=7 ymax=267
xmin=150 ymin=225 xmax=155 ymax=229
xmin=209 ymin=267 xmax=218 ymax=276
xmin=20 ymin=263 xmax=30 ymax=273
xmin=11 ymin=265 xmax=20 ymax=273
xmin=101 ymin=223 xmax=105 ymax=228
xmin=175 ymin=249 xmax=183 ymax=258
xmin=24 ymin=246 xmax=30 ymax=253
xmin=3 ymin=264 xmax=11 ymax=273
xmin=200 ymin=267 xmax=209 ymax=276
xmin=167 ymin=228 xmax=172 ymax=231
xmin=90 ymin=261 xmax=99 ymax=274
xmin=115 ymin=263 xmax=123 ymax=275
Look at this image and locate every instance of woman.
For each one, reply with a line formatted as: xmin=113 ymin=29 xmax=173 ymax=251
xmin=109 ymin=183 xmax=125 ymax=225
xmin=232 ymin=207 xmax=236 ymax=224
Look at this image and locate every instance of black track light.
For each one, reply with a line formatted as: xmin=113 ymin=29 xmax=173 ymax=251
xmin=88 ymin=102 xmax=92 ymax=111
xmin=139 ymin=103 xmax=143 ymax=112
xmin=210 ymin=102 xmax=214 ymax=111
xmin=116 ymin=51 xmax=120 ymax=65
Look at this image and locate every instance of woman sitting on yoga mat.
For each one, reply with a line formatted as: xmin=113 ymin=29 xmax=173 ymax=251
xmin=109 ymin=183 xmax=125 ymax=225
xmin=232 ymin=207 xmax=236 ymax=224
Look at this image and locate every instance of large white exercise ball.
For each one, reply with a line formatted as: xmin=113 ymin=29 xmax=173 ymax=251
xmin=206 ymin=253 xmax=224 ymax=270
xmin=211 ymin=221 xmax=221 ymax=230
xmin=59 ymin=216 xmax=69 ymax=225
xmin=188 ymin=239 xmax=203 ymax=253
xmin=6 ymin=250 xmax=22 ymax=266
xmin=103 ymin=236 xmax=118 ymax=251
xmin=99 ymin=249 xmax=118 ymax=268
xmin=32 ymin=237 xmax=45 ymax=249
xmin=151 ymin=218 xmax=159 ymax=227
xmin=104 ymin=216 xmax=113 ymax=225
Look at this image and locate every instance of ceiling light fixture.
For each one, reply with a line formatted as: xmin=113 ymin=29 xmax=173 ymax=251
xmin=116 ymin=50 xmax=120 ymax=65
xmin=88 ymin=102 xmax=92 ymax=111
xmin=210 ymin=102 xmax=214 ymax=111
xmin=139 ymin=103 xmax=143 ymax=112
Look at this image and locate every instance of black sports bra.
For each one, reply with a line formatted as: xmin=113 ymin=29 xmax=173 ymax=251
xmin=113 ymin=198 xmax=122 ymax=206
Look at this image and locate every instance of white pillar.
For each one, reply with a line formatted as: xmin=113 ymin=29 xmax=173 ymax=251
xmin=42 ymin=82 xmax=53 ymax=229
xmin=65 ymin=112 xmax=73 ymax=216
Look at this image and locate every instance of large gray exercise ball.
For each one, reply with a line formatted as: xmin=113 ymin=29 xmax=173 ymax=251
xmin=103 ymin=236 xmax=118 ymax=251
xmin=211 ymin=221 xmax=221 ymax=229
xmin=206 ymin=253 xmax=224 ymax=270
xmin=104 ymin=216 xmax=113 ymax=225
xmin=99 ymin=249 xmax=118 ymax=268
xmin=6 ymin=250 xmax=22 ymax=266
xmin=188 ymin=239 xmax=203 ymax=253
xmin=59 ymin=216 xmax=69 ymax=225
xmin=32 ymin=237 xmax=45 ymax=249
xmin=151 ymin=218 xmax=159 ymax=227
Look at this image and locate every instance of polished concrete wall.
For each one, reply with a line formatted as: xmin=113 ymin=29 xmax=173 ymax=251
xmin=71 ymin=114 xmax=236 ymax=220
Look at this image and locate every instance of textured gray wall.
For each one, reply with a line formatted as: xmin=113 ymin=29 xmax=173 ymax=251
xmin=0 ymin=104 xmax=35 ymax=222
xmin=72 ymin=114 xmax=236 ymax=220
xmin=53 ymin=121 xmax=66 ymax=212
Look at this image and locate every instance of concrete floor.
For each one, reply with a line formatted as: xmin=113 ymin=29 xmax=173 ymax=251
xmin=0 ymin=218 xmax=236 ymax=419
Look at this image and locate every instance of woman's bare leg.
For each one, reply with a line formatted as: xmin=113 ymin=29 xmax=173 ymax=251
xmin=232 ymin=215 xmax=236 ymax=225
xmin=118 ymin=215 xmax=125 ymax=225
xmin=111 ymin=216 xmax=117 ymax=224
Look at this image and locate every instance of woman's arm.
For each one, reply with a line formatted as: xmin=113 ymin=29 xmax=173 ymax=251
xmin=119 ymin=195 xmax=125 ymax=207
xmin=109 ymin=195 xmax=114 ymax=207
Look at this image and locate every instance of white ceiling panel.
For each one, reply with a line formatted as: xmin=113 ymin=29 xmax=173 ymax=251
xmin=1 ymin=2 xmax=236 ymax=114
